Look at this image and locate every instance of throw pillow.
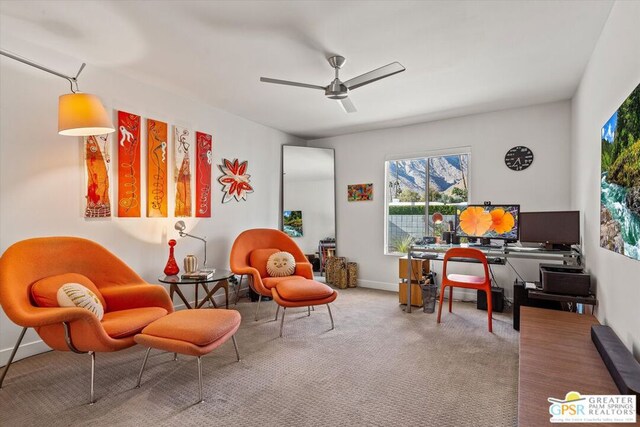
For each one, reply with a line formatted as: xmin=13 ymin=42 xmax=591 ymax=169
xmin=31 ymin=273 xmax=107 ymax=309
xmin=57 ymin=283 xmax=105 ymax=320
xmin=266 ymin=251 xmax=296 ymax=277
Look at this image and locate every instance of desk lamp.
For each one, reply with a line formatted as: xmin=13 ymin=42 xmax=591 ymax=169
xmin=174 ymin=221 xmax=213 ymax=272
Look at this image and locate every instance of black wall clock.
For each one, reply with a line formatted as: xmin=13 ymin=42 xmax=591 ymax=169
xmin=504 ymin=146 xmax=534 ymax=171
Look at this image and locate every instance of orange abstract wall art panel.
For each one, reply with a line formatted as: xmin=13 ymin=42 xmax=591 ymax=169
xmin=195 ymin=131 xmax=212 ymax=217
xmin=84 ymin=134 xmax=111 ymax=217
xmin=117 ymin=111 xmax=141 ymax=217
xmin=174 ymin=126 xmax=192 ymax=217
xmin=147 ymin=119 xmax=168 ymax=217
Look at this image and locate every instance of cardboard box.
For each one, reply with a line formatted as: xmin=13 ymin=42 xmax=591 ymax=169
xmin=399 ymin=282 xmax=423 ymax=307
xmin=398 ymin=258 xmax=430 ymax=282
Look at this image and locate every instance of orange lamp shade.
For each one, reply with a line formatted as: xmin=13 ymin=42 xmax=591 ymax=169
xmin=432 ymin=212 xmax=443 ymax=224
xmin=58 ymin=93 xmax=115 ymax=136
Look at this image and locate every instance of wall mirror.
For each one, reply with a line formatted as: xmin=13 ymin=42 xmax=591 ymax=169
xmin=282 ymin=145 xmax=336 ymax=275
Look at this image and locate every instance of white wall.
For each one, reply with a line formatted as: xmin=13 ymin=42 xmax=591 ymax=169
xmin=571 ymin=1 xmax=640 ymax=356
xmin=284 ymin=178 xmax=335 ymax=254
xmin=309 ymin=101 xmax=573 ymax=300
xmin=0 ymin=56 xmax=303 ymax=365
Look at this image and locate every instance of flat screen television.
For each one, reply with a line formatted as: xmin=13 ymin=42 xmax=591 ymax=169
xmin=519 ymin=211 xmax=580 ymax=248
xmin=455 ymin=204 xmax=520 ymax=242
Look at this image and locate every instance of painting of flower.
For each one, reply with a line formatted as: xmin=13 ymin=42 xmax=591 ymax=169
xmin=489 ymin=208 xmax=515 ymax=234
xmin=217 ymin=158 xmax=253 ymax=203
xmin=457 ymin=205 xmax=519 ymax=239
xmin=348 ymin=183 xmax=373 ymax=201
xmin=458 ymin=206 xmax=492 ymax=236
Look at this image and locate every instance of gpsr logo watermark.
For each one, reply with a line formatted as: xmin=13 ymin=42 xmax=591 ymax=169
xmin=548 ymin=391 xmax=637 ymax=423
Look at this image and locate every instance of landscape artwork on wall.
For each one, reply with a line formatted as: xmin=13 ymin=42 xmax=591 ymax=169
xmin=195 ymin=132 xmax=213 ymax=217
xmin=217 ymin=158 xmax=253 ymax=203
xmin=84 ymin=134 xmax=111 ymax=217
xmin=348 ymin=183 xmax=373 ymax=201
xmin=283 ymin=210 xmax=303 ymax=237
xmin=174 ymin=126 xmax=192 ymax=217
xmin=117 ymin=111 xmax=141 ymax=217
xmin=600 ymin=83 xmax=640 ymax=261
xmin=147 ymin=119 xmax=168 ymax=217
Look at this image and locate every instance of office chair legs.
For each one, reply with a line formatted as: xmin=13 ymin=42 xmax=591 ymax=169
xmin=327 ymin=304 xmax=335 ymax=330
xmin=0 ymin=326 xmax=27 ymax=389
xmin=275 ymin=305 xmax=280 ymax=321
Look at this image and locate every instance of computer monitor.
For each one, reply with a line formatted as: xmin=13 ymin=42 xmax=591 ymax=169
xmin=455 ymin=204 xmax=520 ymax=242
xmin=519 ymin=211 xmax=580 ymax=248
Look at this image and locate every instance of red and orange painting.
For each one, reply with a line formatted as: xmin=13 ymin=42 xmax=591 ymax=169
xmin=195 ymin=131 xmax=212 ymax=217
xmin=147 ymin=119 xmax=168 ymax=217
xmin=117 ymin=111 xmax=141 ymax=217
xmin=174 ymin=126 xmax=192 ymax=217
xmin=84 ymin=134 xmax=111 ymax=217
xmin=217 ymin=158 xmax=253 ymax=203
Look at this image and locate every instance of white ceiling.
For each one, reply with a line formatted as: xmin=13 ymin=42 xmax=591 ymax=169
xmin=0 ymin=1 xmax=613 ymax=140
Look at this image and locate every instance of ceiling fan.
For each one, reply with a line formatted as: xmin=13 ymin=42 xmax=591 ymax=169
xmin=260 ymin=56 xmax=405 ymax=113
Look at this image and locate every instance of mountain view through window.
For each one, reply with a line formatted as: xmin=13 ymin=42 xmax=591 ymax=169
xmin=386 ymin=153 xmax=469 ymax=253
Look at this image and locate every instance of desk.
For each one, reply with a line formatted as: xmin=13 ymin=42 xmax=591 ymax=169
xmin=518 ymin=307 xmax=619 ymax=426
xmin=159 ymin=269 xmax=233 ymax=309
xmin=404 ymin=244 xmax=582 ymax=313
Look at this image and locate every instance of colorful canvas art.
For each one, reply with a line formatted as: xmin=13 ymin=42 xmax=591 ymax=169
xmin=283 ymin=210 xmax=303 ymax=237
xmin=600 ymin=83 xmax=640 ymax=260
xmin=84 ymin=134 xmax=111 ymax=217
xmin=195 ymin=132 xmax=213 ymax=217
xmin=146 ymin=119 xmax=168 ymax=217
xmin=217 ymin=158 xmax=253 ymax=203
xmin=348 ymin=183 xmax=373 ymax=201
xmin=117 ymin=111 xmax=141 ymax=217
xmin=174 ymin=126 xmax=192 ymax=217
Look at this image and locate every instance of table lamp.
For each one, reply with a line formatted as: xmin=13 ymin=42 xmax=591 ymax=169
xmin=174 ymin=221 xmax=213 ymax=272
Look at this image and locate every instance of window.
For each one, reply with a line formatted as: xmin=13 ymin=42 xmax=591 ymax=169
xmin=385 ymin=151 xmax=469 ymax=254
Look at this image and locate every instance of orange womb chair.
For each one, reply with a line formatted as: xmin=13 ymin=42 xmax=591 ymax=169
xmin=437 ymin=248 xmax=493 ymax=332
xmin=230 ymin=228 xmax=314 ymax=320
xmin=0 ymin=237 xmax=174 ymax=404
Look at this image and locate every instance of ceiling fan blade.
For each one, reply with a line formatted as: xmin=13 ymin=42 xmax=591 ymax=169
xmin=344 ymin=62 xmax=405 ymax=90
xmin=338 ymin=97 xmax=357 ymax=113
xmin=260 ymin=77 xmax=325 ymax=91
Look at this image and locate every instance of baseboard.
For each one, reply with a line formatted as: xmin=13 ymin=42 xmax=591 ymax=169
xmin=357 ymin=279 xmax=478 ymax=302
xmin=0 ymin=284 xmax=248 ymax=368
xmin=0 ymin=338 xmax=52 ymax=367
xmin=357 ymin=279 xmax=397 ymax=292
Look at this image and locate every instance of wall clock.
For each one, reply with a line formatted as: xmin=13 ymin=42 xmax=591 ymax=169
xmin=504 ymin=146 xmax=534 ymax=171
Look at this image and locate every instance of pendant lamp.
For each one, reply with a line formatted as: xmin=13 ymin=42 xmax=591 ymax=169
xmin=1 ymin=49 xmax=115 ymax=136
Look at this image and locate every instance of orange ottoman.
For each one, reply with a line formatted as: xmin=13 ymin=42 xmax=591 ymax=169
xmin=271 ymin=278 xmax=338 ymax=337
xmin=134 ymin=309 xmax=241 ymax=403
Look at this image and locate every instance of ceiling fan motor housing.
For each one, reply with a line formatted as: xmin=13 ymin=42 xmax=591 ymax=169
xmin=325 ymin=79 xmax=348 ymax=99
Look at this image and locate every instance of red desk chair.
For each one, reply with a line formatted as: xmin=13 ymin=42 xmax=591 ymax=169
xmin=437 ymin=248 xmax=493 ymax=332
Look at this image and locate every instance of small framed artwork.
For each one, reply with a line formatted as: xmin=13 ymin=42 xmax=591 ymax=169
xmin=283 ymin=210 xmax=303 ymax=237
xmin=348 ymin=183 xmax=373 ymax=201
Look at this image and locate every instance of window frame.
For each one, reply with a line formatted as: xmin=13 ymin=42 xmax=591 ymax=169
xmin=384 ymin=146 xmax=472 ymax=255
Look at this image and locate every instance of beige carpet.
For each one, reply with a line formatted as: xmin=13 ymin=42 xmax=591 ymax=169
xmin=0 ymin=288 xmax=518 ymax=426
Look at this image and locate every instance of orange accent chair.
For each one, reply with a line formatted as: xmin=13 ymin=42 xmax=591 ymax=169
xmin=0 ymin=237 xmax=174 ymax=403
xmin=230 ymin=229 xmax=337 ymax=336
xmin=436 ymin=248 xmax=493 ymax=332
xmin=230 ymin=228 xmax=315 ymax=321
